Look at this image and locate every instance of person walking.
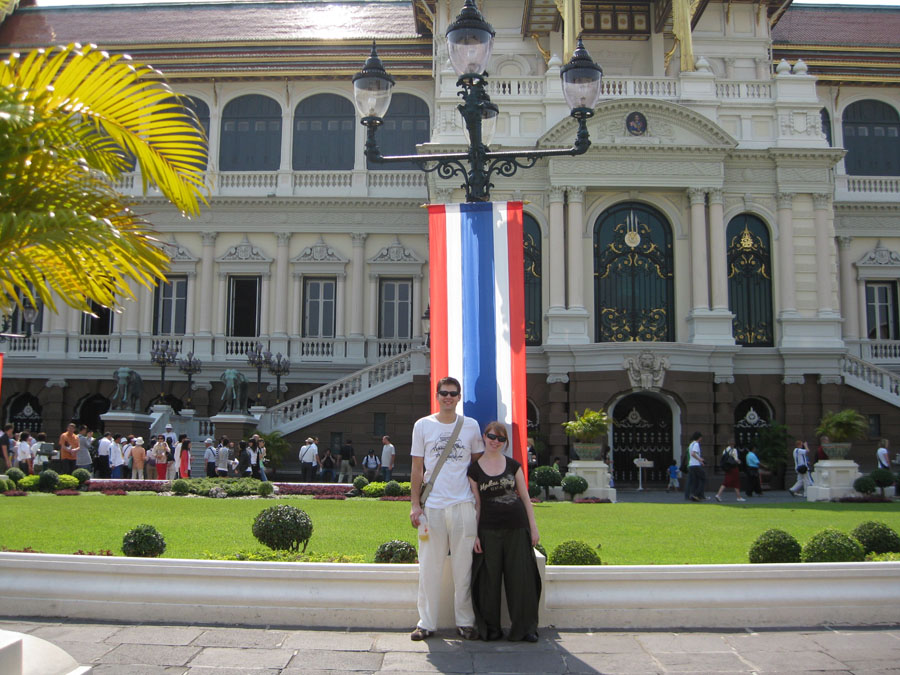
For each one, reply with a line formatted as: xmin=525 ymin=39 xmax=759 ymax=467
xmin=203 ymin=438 xmax=217 ymax=478
xmin=468 ymin=421 xmax=541 ymax=642
xmin=337 ymin=439 xmax=355 ymax=483
xmin=215 ymin=437 xmax=231 ymax=478
xmin=58 ymin=422 xmax=79 ymax=475
xmin=715 ymin=441 xmax=745 ymax=502
xmin=151 ymin=435 xmax=169 ymax=480
xmin=409 ymin=376 xmax=483 ymax=642
xmin=177 ymin=438 xmax=192 ymax=478
xmin=380 ymin=435 xmax=396 ymax=482
xmin=744 ymin=445 xmax=764 ymax=497
xmin=687 ymin=432 xmax=707 ymax=501
xmin=256 ymin=436 xmax=268 ymax=482
xmin=130 ymin=438 xmax=147 ymax=480
xmin=298 ymin=438 xmax=318 ymax=482
xmin=876 ymin=439 xmax=891 ymax=470
xmin=109 ymin=436 xmax=126 ymax=479
xmin=16 ymin=431 xmax=34 ymax=475
xmin=789 ymin=440 xmax=812 ymax=497
xmin=666 ymin=460 xmax=680 ymax=492
xmin=76 ymin=426 xmax=94 ymax=475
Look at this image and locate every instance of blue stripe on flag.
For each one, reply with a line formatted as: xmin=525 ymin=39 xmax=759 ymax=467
xmin=459 ymin=202 xmax=498 ymax=432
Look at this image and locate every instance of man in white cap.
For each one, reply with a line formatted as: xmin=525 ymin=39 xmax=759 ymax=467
xmin=163 ymin=424 xmax=177 ymax=449
xmin=203 ymin=438 xmax=217 ymax=477
xmin=298 ymin=437 xmax=319 ymax=482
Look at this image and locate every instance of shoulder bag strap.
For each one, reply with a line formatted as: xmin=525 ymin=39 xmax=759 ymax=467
xmin=420 ymin=415 xmax=465 ymax=507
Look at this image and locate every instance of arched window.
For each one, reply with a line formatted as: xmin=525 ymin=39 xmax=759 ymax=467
xmin=733 ymin=397 xmax=772 ymax=453
xmin=4 ymin=393 xmax=42 ymax=433
xmin=820 ymin=108 xmax=832 ymax=147
xmin=842 ymin=100 xmax=900 ymax=176
xmin=177 ymin=95 xmax=210 ymax=171
xmin=594 ymin=203 xmax=674 ymax=342
xmin=524 ymin=213 xmax=542 ymax=346
xmin=219 ymin=94 xmax=281 ymax=171
xmin=293 ymin=94 xmax=355 ymax=170
xmin=726 ymin=214 xmax=774 ymax=347
xmin=368 ymin=93 xmax=429 ymax=171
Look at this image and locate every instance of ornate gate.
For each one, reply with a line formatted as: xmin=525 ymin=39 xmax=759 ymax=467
xmin=733 ymin=398 xmax=771 ymax=451
xmin=610 ymin=393 xmax=672 ymax=485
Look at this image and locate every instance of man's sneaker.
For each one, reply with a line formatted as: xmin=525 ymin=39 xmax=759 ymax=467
xmin=410 ymin=627 xmax=433 ymax=641
xmin=456 ymin=625 xmax=479 ymax=640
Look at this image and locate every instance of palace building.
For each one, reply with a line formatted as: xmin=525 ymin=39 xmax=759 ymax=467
xmin=0 ymin=0 xmax=898 ymax=483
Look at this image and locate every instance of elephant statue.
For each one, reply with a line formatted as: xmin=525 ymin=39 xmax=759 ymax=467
xmin=219 ymin=368 xmax=249 ymax=414
xmin=111 ymin=367 xmax=143 ymax=411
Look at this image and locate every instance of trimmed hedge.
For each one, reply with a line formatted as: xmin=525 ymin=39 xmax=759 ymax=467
xmin=801 ymin=528 xmax=865 ymax=562
xmin=748 ymin=529 xmax=801 ymax=564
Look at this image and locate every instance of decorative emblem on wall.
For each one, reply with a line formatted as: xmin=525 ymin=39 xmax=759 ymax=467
xmin=625 ymin=111 xmax=647 ymax=136
xmin=624 ymin=350 xmax=670 ymax=391
xmin=623 ymin=210 xmax=641 ymax=248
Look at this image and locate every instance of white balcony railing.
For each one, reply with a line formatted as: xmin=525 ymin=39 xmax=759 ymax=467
xmin=218 ymin=171 xmax=278 ymax=191
xmin=488 ymin=76 xmax=545 ymax=99
xmin=835 ymin=174 xmax=900 ymax=202
xmin=600 ymin=77 xmax=680 ymax=99
xmin=3 ymin=335 xmax=39 ymax=354
xmin=79 ymin=335 xmax=111 ymax=355
xmin=715 ymin=81 xmax=773 ymax=100
xmin=293 ymin=171 xmax=352 ymax=190
xmin=861 ymin=340 xmax=900 ymax=364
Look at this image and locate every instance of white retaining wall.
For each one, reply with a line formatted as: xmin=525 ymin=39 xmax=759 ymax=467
xmin=1 ymin=553 xmax=898 ymax=629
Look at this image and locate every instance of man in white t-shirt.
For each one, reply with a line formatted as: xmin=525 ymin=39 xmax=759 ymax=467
xmin=380 ymin=435 xmax=396 ymax=482
xmin=409 ymin=376 xmax=483 ymax=642
xmin=96 ymin=431 xmax=113 ymax=478
xmin=876 ymin=439 xmax=891 ymax=470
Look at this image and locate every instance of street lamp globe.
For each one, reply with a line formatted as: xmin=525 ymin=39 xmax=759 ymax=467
xmin=352 ymin=42 xmax=395 ymax=121
xmin=560 ymin=37 xmax=604 ymax=113
xmin=446 ymin=0 xmax=495 ymax=78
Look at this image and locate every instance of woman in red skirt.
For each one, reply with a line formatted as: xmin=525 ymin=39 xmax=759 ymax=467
xmin=715 ymin=439 xmax=745 ymax=502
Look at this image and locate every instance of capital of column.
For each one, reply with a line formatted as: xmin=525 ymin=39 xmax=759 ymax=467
xmin=217 ymin=272 xmax=227 ymax=281
xmin=275 ymin=232 xmax=292 ymax=246
xmin=351 ymin=233 xmax=368 ymax=246
xmin=837 ymin=235 xmax=853 ymax=249
xmin=549 ymin=185 xmax=566 ymax=203
xmin=45 ymin=378 xmax=67 ymax=389
xmin=812 ymin=193 xmax=831 ymax=210
xmin=565 ymin=186 xmax=585 ymax=203
xmin=546 ymin=373 xmax=569 ymax=384
xmin=201 ymin=231 xmax=218 ymax=246
xmin=707 ymin=188 xmax=724 ymax=204
xmin=292 ymin=272 xmax=303 ymax=280
xmin=687 ymin=187 xmax=707 ymax=205
xmin=776 ymin=192 xmax=794 ymax=209
xmin=433 ymin=187 xmax=453 ymax=203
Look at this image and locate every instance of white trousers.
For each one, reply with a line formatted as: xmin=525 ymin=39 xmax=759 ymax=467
xmin=790 ymin=471 xmax=812 ymax=494
xmin=417 ymin=500 xmax=477 ymax=631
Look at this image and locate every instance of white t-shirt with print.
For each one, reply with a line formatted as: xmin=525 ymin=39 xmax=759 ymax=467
xmin=411 ymin=413 xmax=484 ymax=509
xmin=876 ymin=446 xmax=890 ymax=469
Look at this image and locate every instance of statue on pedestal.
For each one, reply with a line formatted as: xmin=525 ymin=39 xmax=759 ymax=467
xmin=111 ymin=367 xmax=143 ymax=411
xmin=220 ymin=369 xmax=249 ymax=414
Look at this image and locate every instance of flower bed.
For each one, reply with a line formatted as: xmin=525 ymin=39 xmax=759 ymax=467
xmin=86 ymin=479 xmax=169 ymax=493
xmin=54 ymin=490 xmax=81 ymax=496
xmin=3 ymin=491 xmax=27 ymax=497
xmin=313 ymin=494 xmax=347 ymax=500
xmin=273 ymin=483 xmax=349 ymax=496
xmin=574 ymin=498 xmax=613 ymax=504
xmin=379 ymin=495 xmax=411 ymax=501
xmin=102 ymin=489 xmax=128 ymax=496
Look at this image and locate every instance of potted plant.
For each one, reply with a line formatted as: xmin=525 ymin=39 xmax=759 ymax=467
xmin=816 ymin=409 xmax=868 ymax=460
xmin=562 ymin=408 xmax=610 ymax=460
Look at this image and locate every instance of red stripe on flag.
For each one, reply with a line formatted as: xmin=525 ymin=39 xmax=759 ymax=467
xmin=428 ymin=204 xmax=449 ymax=414
xmin=505 ymin=202 xmax=528 ymax=477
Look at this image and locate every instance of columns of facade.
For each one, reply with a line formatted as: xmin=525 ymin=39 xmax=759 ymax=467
xmin=837 ymin=236 xmax=859 ymax=340
xmin=216 ymin=272 xmax=227 ymax=335
xmin=548 ymin=186 xmax=566 ymax=311
xmin=812 ymin=193 xmax=835 ymax=315
xmin=197 ymin=232 xmax=217 ymax=335
xmin=350 ymin=233 xmax=367 ymax=338
xmin=366 ymin=273 xmax=378 ymax=337
xmin=857 ymin=273 xmax=868 ymax=343
xmin=707 ymin=188 xmax=729 ymax=311
xmin=184 ymin=272 xmax=196 ymax=335
xmin=565 ymin=186 xmax=585 ymax=310
xmin=272 ymin=233 xmax=291 ymax=337
xmin=335 ymin=273 xmax=346 ymax=338
xmin=290 ymin=272 xmax=302 ymax=336
xmin=776 ymin=192 xmax=797 ymax=315
xmin=139 ymin=286 xmax=153 ymax=336
xmin=259 ymin=273 xmax=271 ymax=337
xmin=412 ymin=273 xmax=423 ymax=339
xmin=688 ymin=188 xmax=710 ymax=312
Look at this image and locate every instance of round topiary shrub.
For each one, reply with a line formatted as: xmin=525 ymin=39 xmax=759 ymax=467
xmin=870 ymin=469 xmax=896 ymax=496
xmin=362 ymin=482 xmax=385 ymax=498
xmin=561 ymin=474 xmax=589 ymax=498
xmin=5 ymin=467 xmax=25 ymax=484
xmin=18 ymin=475 xmax=39 ymax=491
xmin=72 ymin=468 xmax=91 ymax=486
xmin=38 ymin=469 xmax=59 ymax=493
xmin=122 ymin=524 xmax=167 ymax=558
xmin=528 ymin=481 xmax=541 ymax=499
xmin=853 ymin=475 xmax=876 ymax=495
xmin=2 ymin=477 xmax=15 ymax=492
xmin=384 ymin=480 xmax=402 ymax=497
xmin=171 ymin=478 xmax=190 ymax=495
xmin=353 ymin=475 xmax=369 ymax=491
xmin=548 ymin=540 xmax=602 ymax=565
xmin=748 ymin=528 xmax=801 ymax=564
xmin=851 ymin=520 xmax=900 ymax=555
xmin=258 ymin=481 xmax=275 ymax=497
xmin=252 ymin=504 xmax=313 ymax=552
xmin=374 ymin=539 xmax=418 ymax=563
xmin=801 ymin=528 xmax=865 ymax=562
xmin=56 ymin=474 xmax=79 ymax=491
xmin=533 ymin=465 xmax=562 ymax=499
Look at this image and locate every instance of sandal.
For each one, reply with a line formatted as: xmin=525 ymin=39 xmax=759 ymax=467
xmin=410 ymin=627 xmax=434 ymax=641
xmin=456 ymin=625 xmax=479 ymax=640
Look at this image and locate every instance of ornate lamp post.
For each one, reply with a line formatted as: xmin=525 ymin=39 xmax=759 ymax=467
xmin=149 ymin=339 xmax=178 ymax=403
xmin=0 ymin=296 xmax=38 ymax=341
xmin=267 ymin=352 xmax=291 ymax=404
xmin=246 ymin=342 xmax=271 ymax=405
xmin=177 ymin=351 xmax=202 ymax=408
xmin=352 ymin=0 xmax=603 ymax=202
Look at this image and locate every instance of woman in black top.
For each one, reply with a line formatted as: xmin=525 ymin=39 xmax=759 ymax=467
xmin=467 ymin=421 xmax=541 ymax=642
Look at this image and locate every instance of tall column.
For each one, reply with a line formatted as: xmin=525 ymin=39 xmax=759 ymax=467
xmin=548 ymin=186 xmax=566 ymax=310
xmin=857 ymin=274 xmax=868 ymax=343
xmin=776 ymin=192 xmax=797 ymax=315
xmin=412 ymin=273 xmax=423 ymax=339
xmin=259 ymin=273 xmax=271 ymax=338
xmin=812 ymin=193 xmax=834 ymax=314
xmin=335 ymin=274 xmax=346 ymax=338
xmin=565 ymin=187 xmax=586 ymax=310
xmin=197 ymin=232 xmax=217 ymax=336
xmin=707 ymin=188 xmax=729 ymax=311
xmin=290 ymin=272 xmax=302 ymax=336
xmin=350 ymin=233 xmax=367 ymax=337
xmin=272 ymin=233 xmax=291 ymax=337
xmin=837 ymin=236 xmax=859 ymax=340
xmin=216 ymin=272 xmax=227 ymax=335
xmin=688 ymin=188 xmax=710 ymax=311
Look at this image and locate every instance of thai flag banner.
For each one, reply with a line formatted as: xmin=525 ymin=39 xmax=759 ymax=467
xmin=428 ymin=201 xmax=527 ymax=474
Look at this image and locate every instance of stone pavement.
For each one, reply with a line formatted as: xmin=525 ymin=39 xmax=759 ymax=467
xmin=2 ymin=618 xmax=898 ymax=674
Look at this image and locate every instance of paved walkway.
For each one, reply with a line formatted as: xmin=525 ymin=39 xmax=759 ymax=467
xmin=2 ymin=618 xmax=898 ymax=674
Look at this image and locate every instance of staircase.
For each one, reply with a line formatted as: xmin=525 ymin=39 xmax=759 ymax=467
xmin=257 ymin=349 xmax=429 ymax=436
xmin=840 ymin=354 xmax=900 ymax=407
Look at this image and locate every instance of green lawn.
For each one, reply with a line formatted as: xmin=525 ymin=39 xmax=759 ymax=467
xmin=2 ymin=493 xmax=898 ymax=564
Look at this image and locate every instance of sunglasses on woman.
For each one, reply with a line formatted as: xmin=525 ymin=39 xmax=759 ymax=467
xmin=485 ymin=432 xmax=507 ymax=443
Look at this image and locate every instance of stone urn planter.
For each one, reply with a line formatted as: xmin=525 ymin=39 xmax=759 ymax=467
xmin=563 ymin=409 xmax=615 ymax=501
xmin=808 ymin=409 xmax=868 ymax=501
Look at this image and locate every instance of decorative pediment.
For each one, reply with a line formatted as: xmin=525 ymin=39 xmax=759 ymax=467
xmin=624 ymin=350 xmax=670 ymax=391
xmin=540 ymin=98 xmax=737 ymax=150
xmin=159 ymin=236 xmax=198 ymax=263
xmin=368 ymin=238 xmax=425 ymax=276
xmin=291 ymin=238 xmax=349 ymax=277
xmin=216 ymin=235 xmax=272 ymax=263
xmin=856 ymin=241 xmax=900 ymax=280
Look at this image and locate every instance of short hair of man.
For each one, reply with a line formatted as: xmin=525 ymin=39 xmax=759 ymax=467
xmin=691 ymin=431 xmax=702 ymax=441
xmin=435 ymin=376 xmax=461 ymax=394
